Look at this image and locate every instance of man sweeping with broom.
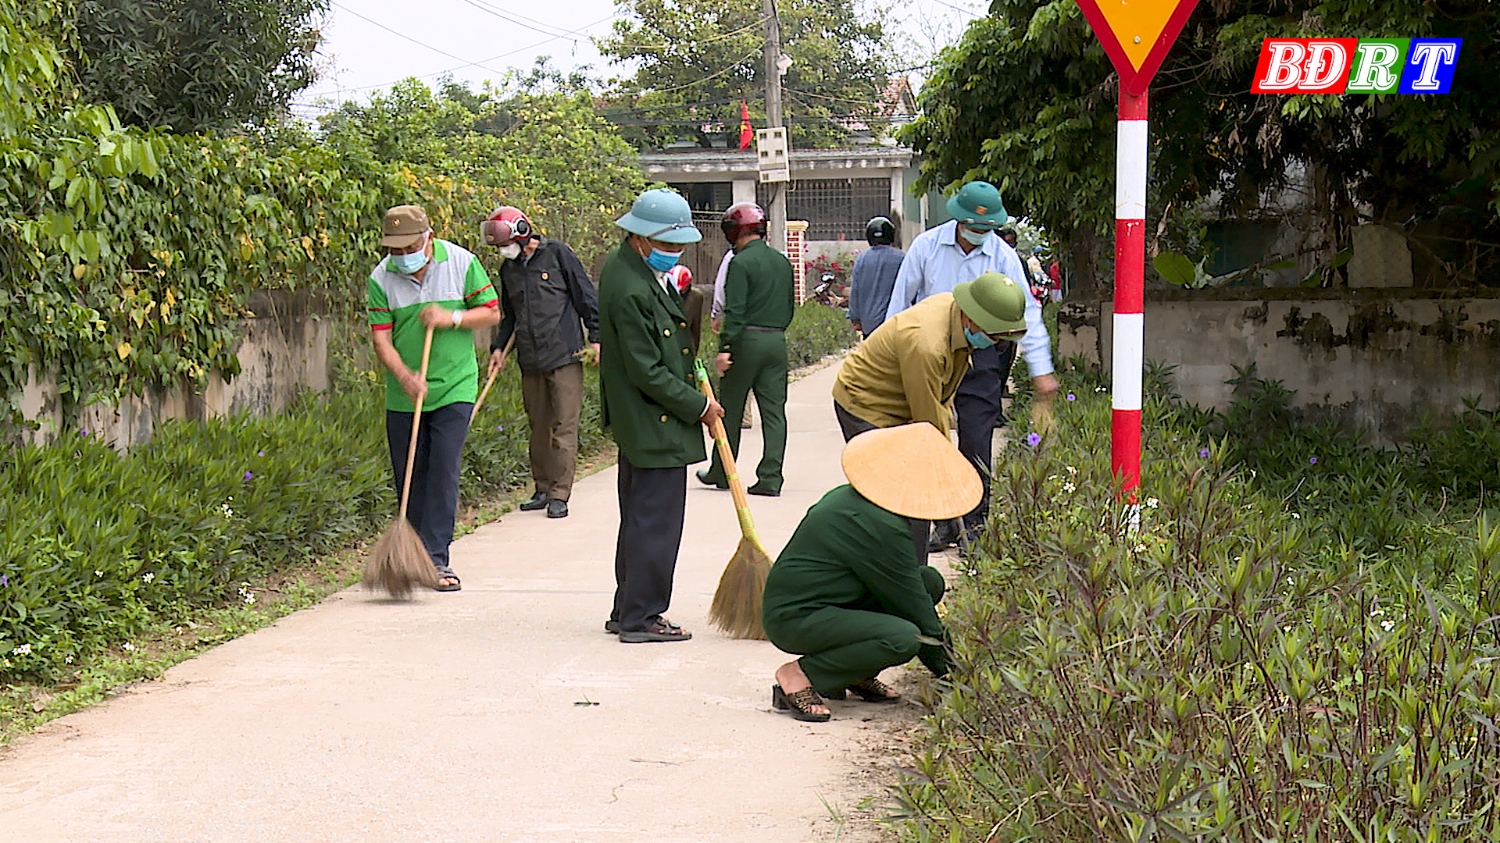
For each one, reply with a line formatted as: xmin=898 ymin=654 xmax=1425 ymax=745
xmin=366 ymin=205 xmax=500 ymax=594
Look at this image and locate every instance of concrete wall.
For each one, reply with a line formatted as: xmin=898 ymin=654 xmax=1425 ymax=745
xmin=18 ymin=289 xmax=332 ymax=450
xmin=1058 ymin=289 xmax=1500 ymax=442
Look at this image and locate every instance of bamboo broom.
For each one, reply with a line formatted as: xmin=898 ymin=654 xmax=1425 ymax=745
xmin=694 ymin=361 xmax=773 ymax=640
xmin=471 ymin=333 xmax=515 ymax=423
xmin=364 ymin=325 xmax=441 ymax=599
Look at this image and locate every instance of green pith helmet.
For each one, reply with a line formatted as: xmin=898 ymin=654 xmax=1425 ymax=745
xmin=615 ymin=188 xmax=703 ymax=244
xmin=946 ymin=181 xmax=1010 ymax=230
xmin=953 ymin=271 xmax=1027 ymax=338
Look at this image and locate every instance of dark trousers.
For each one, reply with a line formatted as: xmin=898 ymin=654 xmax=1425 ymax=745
xmin=521 ymin=361 xmax=584 ymax=502
xmin=950 ymin=341 xmax=1016 ymax=534
xmin=611 ymin=454 xmax=688 ymax=633
xmin=704 ymin=330 xmax=789 ymax=492
xmin=386 ymin=402 xmax=472 ymax=570
xmin=832 ymin=400 xmax=929 ymax=566
xmin=769 ymin=567 xmax=946 ymax=695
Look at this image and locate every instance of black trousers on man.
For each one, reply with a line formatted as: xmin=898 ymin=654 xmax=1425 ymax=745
xmin=833 ymin=400 xmax=929 ymax=566
xmin=386 ymin=402 xmax=472 ymax=570
xmin=948 ymin=340 xmax=1016 ymax=539
xmin=611 ymin=454 xmax=688 ymax=633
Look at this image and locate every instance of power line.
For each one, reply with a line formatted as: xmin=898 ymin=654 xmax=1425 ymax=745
xmin=321 ymin=12 xmax=619 ymax=97
xmin=926 ymin=0 xmax=985 ymax=18
xmin=604 ymin=15 xmax=772 ymax=51
xmin=456 ymin=0 xmax=585 ymax=41
xmin=626 ymin=49 xmax=761 ymax=96
xmin=329 ymin=2 xmax=508 ymax=75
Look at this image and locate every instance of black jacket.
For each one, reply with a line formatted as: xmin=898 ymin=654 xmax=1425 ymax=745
xmin=491 ymin=238 xmax=601 ymax=373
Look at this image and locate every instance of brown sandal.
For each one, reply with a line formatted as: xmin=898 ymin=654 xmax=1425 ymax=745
xmin=772 ymin=684 xmax=831 ymax=722
xmin=846 ymin=677 xmax=900 ymax=703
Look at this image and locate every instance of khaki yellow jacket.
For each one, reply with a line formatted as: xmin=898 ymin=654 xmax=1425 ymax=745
xmin=831 ymin=293 xmax=971 ymax=436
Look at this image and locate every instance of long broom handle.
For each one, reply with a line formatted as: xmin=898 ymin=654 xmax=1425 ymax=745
xmin=398 ymin=325 xmax=436 ymax=522
xmin=694 ymin=363 xmax=765 ymax=549
xmin=471 ymin=332 xmax=515 ymax=422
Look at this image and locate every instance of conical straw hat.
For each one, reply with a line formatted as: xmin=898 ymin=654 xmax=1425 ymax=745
xmin=841 ymin=423 xmax=983 ymax=521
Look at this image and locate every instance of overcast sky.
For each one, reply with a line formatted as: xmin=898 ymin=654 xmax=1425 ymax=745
xmin=297 ymin=0 xmax=986 ymax=111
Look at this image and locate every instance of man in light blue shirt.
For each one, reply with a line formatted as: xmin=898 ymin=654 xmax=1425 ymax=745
xmin=847 ymin=216 xmax=905 ymax=338
xmin=886 ymin=181 xmax=1060 ymax=552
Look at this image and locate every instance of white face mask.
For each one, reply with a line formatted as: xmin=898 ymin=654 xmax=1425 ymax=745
xmin=498 ymin=243 xmax=522 ymax=260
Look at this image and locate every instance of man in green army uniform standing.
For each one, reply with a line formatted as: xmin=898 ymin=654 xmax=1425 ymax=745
xmin=761 ymin=422 xmax=983 ymax=721
xmin=599 ymin=188 xmax=725 ymax=643
xmin=696 ymin=202 xmax=794 ymax=496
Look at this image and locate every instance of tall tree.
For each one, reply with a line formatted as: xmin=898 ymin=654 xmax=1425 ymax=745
xmin=595 ymin=0 xmax=894 ymax=149
xmin=71 ymin=0 xmax=327 ymax=133
xmin=904 ymin=0 xmax=1500 ymax=292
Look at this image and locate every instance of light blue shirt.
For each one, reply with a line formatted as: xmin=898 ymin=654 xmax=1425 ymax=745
xmin=885 ymin=220 xmax=1054 ymax=377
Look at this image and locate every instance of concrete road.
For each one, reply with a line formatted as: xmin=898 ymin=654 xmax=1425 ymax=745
xmin=0 ymin=361 xmax=917 ymax=843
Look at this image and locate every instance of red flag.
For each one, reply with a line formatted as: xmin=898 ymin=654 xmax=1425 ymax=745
xmin=738 ymin=100 xmax=753 ymax=150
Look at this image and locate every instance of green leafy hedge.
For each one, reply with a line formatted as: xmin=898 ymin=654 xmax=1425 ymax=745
xmin=894 ymin=366 xmax=1500 ymax=842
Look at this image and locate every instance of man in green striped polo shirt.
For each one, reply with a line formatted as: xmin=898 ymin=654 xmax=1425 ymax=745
xmin=367 ymin=205 xmax=500 ymax=591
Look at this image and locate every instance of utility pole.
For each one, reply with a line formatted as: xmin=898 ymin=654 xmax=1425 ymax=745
xmin=763 ymin=0 xmax=787 ymax=251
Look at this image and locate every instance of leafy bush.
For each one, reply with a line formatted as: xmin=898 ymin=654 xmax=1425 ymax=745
xmin=894 ymin=375 xmax=1500 ymax=842
xmin=785 ymin=300 xmax=858 ymax=369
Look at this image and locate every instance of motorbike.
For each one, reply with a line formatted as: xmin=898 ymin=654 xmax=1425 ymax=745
xmin=811 ymin=272 xmax=849 ymax=308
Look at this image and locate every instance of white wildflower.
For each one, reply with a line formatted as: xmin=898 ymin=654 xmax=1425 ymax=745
xmin=64 ymin=654 xmax=74 ymax=665
xmin=1134 ymin=543 xmax=1148 ymax=553
xmin=1146 ymin=497 xmax=1160 ymax=509
xmin=94 ymin=570 xmax=104 ymax=577
xmin=1290 ymin=512 xmax=1301 ymax=519
xmin=1370 ymin=607 xmax=1385 ymax=617
xmin=1066 ymin=465 xmax=1078 ymax=476
xmin=141 ymin=572 xmax=154 ymax=584
xmin=13 ymin=643 xmax=32 ymax=656
xmin=1381 ymin=619 xmax=1395 ymax=632
xmin=122 ymin=642 xmax=135 ymax=652
xmin=1062 ymin=482 xmax=1077 ymax=493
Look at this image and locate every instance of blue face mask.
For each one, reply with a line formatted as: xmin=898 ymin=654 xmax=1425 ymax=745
xmin=389 ymin=247 xmax=429 ymax=275
xmin=959 ymin=226 xmax=991 ymax=247
xmin=644 ymin=248 xmax=682 ymax=273
xmin=964 ymin=327 xmax=996 ymax=349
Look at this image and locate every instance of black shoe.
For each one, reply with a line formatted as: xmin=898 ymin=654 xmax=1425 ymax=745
xmin=619 ymin=620 xmax=692 ymax=643
xmin=519 ymin=492 xmax=548 ymax=511
xmin=747 ymin=483 xmax=780 ymax=497
xmin=605 ymin=620 xmax=621 ymax=634
xmin=546 ymin=499 xmax=569 ymax=519
xmin=695 ymin=469 xmax=728 ymax=489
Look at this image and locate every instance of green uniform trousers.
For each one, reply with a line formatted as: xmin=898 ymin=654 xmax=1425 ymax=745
xmin=704 ymin=329 xmax=788 ymax=492
xmin=767 ymin=567 xmax=946 ymax=695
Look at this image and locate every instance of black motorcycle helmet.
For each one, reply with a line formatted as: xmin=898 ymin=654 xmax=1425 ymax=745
xmin=864 ymin=216 xmax=896 ymax=246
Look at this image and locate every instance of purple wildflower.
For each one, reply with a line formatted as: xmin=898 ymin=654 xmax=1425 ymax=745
xmin=0 ymin=574 xmax=8 ymax=588
xmin=80 ymin=428 xmax=88 ymax=437
xmin=1026 ymin=432 xmax=1042 ymax=447
xmin=1309 ymin=456 xmax=1318 ymax=465
xmin=1066 ymin=393 xmax=1076 ymax=402
xmin=243 ymin=471 xmax=254 ymax=481
xmin=257 ymin=450 xmax=265 ymax=457
xmin=1199 ymin=448 xmax=1211 ymax=459
xmin=497 ymin=425 xmax=504 ymax=432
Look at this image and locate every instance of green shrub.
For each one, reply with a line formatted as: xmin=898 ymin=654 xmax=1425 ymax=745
xmin=785 ymin=300 xmax=858 ymax=369
xmin=894 ymin=378 xmax=1500 ymax=842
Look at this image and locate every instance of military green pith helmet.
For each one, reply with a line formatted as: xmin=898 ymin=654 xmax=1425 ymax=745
xmin=615 ymin=188 xmax=703 ymax=244
xmin=953 ymin=271 xmax=1027 ymax=338
xmin=946 ymin=181 xmax=1010 ymax=230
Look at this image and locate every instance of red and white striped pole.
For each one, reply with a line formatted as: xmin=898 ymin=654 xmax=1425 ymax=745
xmin=1111 ymin=89 xmax=1147 ymax=500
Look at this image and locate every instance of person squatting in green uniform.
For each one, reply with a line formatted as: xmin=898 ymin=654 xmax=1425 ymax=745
xmin=696 ymin=202 xmax=795 ymax=497
xmin=761 ymin=422 xmax=984 ymax=721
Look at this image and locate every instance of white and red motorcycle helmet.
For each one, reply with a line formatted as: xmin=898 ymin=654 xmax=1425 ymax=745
xmin=480 ymin=205 xmax=533 ymax=247
xmin=666 ymin=264 xmax=693 ymax=295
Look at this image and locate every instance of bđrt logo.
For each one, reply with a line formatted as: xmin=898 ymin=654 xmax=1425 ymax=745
xmin=1251 ymin=38 xmax=1463 ymax=95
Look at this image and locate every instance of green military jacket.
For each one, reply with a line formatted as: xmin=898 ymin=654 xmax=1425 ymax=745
xmin=718 ymin=238 xmax=795 ymax=354
xmin=762 ymin=484 xmax=949 ymax=676
xmin=598 ymin=241 xmax=708 ymax=469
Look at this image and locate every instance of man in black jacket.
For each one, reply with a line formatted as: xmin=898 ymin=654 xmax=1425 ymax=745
xmin=483 ymin=205 xmax=600 ymax=519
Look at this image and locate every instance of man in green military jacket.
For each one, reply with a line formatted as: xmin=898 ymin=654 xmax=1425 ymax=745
xmin=761 ymin=422 xmax=983 ymax=721
xmin=697 ymin=202 xmax=795 ymax=496
xmin=599 ymin=188 xmax=725 ymax=644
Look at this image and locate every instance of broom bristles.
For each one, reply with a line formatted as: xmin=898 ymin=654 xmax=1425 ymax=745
xmin=708 ymin=538 xmax=773 ymax=640
xmin=363 ymin=518 xmax=438 ymax=600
